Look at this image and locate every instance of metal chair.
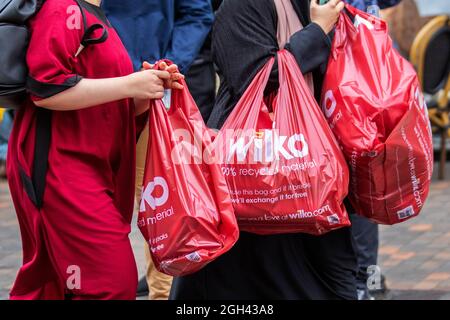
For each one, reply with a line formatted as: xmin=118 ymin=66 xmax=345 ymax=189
xmin=410 ymin=15 xmax=450 ymax=180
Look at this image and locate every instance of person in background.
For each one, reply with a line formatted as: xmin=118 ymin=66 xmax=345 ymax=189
xmin=346 ymin=0 xmax=401 ymax=11
xmin=345 ymin=0 xmax=402 ymax=301
xmin=186 ymin=0 xmax=223 ymax=123
xmin=0 ymin=109 xmax=13 ymax=178
xmin=102 ymin=0 xmax=214 ymax=300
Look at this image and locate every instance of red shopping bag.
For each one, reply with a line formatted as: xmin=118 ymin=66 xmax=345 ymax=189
xmin=138 ymin=65 xmax=239 ymax=276
xmin=321 ymin=5 xmax=434 ymax=224
xmin=215 ymin=50 xmax=351 ymax=235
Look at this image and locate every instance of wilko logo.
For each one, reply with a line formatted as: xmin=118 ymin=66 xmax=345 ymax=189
xmin=140 ymin=177 xmax=169 ymax=211
xmin=322 ymin=90 xmax=337 ymax=118
xmin=397 ymin=206 xmax=415 ymax=220
xmin=227 ymin=130 xmax=309 ymax=164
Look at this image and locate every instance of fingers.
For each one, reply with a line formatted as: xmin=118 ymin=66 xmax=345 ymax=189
xmin=142 ymin=60 xmax=180 ymax=74
xmin=152 ymin=91 xmax=165 ymax=99
xmin=158 ymin=61 xmax=169 ymax=70
xmin=336 ymin=1 xmax=345 ymax=11
xmin=142 ymin=61 xmax=153 ymax=70
xmin=140 ymin=62 xmax=185 ymax=92
xmin=171 ymin=82 xmax=184 ymax=90
xmin=151 ymin=70 xmax=171 ymax=80
xmin=166 ymin=64 xmax=179 ymax=74
xmin=327 ymin=0 xmax=344 ymax=14
xmin=171 ymin=72 xmax=185 ymax=81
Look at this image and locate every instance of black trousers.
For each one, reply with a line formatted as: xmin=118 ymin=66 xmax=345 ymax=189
xmin=350 ymin=214 xmax=379 ymax=291
xmin=170 ymin=228 xmax=358 ymax=300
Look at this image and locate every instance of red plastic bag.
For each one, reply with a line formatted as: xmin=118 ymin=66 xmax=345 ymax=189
xmin=321 ymin=5 xmax=434 ymax=224
xmin=215 ymin=50 xmax=351 ymax=235
xmin=138 ymin=65 xmax=239 ymax=276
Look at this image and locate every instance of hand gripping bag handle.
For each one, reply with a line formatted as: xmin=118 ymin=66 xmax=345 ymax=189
xmin=151 ymin=59 xmax=205 ymax=123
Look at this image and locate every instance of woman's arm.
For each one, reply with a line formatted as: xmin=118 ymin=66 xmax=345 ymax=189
xmin=34 ymin=70 xmax=171 ymax=111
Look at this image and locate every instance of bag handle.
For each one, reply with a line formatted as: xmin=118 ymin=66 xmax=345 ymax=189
xmin=220 ymin=56 xmax=275 ymax=130
xmin=332 ymin=4 xmax=387 ymax=59
xmin=275 ymin=50 xmax=319 ymax=124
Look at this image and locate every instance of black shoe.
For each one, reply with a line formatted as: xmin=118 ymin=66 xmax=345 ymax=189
xmin=136 ymin=276 xmax=149 ymax=297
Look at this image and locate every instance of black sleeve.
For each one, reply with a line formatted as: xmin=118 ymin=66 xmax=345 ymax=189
xmin=285 ymin=22 xmax=332 ymax=74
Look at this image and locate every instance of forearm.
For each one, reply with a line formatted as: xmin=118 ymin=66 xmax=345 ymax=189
xmin=34 ymin=77 xmax=130 ymax=111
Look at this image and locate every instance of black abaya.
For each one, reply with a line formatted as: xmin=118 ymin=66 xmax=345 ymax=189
xmin=170 ymin=0 xmax=358 ymax=300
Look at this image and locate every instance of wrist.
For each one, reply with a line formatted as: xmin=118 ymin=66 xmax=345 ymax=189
xmin=122 ymin=74 xmax=136 ymax=99
xmin=312 ymin=20 xmax=330 ymax=34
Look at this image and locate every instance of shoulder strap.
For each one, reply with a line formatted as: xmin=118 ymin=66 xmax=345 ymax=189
xmin=74 ymin=0 xmax=108 ymax=57
xmin=32 ymin=107 xmax=51 ymax=209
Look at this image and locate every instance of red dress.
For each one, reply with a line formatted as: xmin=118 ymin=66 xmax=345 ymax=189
xmin=7 ymin=0 xmax=141 ymax=299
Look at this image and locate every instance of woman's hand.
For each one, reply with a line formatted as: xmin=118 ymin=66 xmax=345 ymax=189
xmin=310 ymin=0 xmax=345 ymax=34
xmin=126 ymin=69 xmax=169 ymax=100
xmin=142 ymin=61 xmax=185 ymax=90
xmin=130 ymin=61 xmax=185 ymax=115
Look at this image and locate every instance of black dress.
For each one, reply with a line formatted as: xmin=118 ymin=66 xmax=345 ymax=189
xmin=170 ymin=0 xmax=358 ymax=300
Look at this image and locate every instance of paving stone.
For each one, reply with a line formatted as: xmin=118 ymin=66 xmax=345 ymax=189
xmin=409 ymin=224 xmax=433 ymax=232
xmin=413 ymin=281 xmax=439 ymax=290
